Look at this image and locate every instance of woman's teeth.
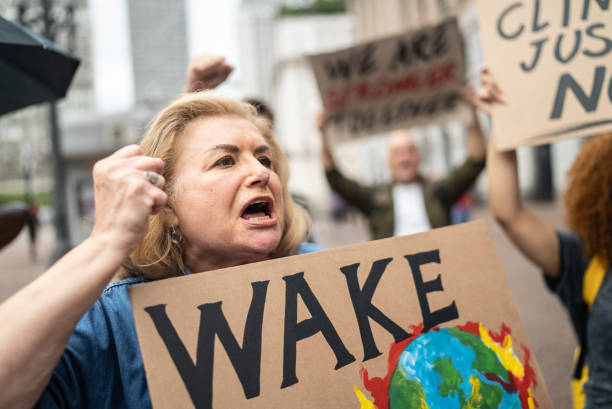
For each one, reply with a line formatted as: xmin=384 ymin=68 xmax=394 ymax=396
xmin=247 ymin=215 xmax=270 ymax=222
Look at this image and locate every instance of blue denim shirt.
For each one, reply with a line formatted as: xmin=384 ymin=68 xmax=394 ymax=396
xmin=36 ymin=242 xmax=323 ymax=409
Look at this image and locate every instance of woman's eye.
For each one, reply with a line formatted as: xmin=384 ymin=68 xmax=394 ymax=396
xmin=258 ymin=156 xmax=272 ymax=168
xmin=215 ymin=156 xmax=235 ymax=168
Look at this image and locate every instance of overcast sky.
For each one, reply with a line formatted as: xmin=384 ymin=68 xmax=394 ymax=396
xmin=90 ymin=0 xmax=241 ymax=114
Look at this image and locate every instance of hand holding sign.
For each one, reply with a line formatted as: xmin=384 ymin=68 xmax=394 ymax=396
xmin=464 ymin=67 xmax=506 ymax=117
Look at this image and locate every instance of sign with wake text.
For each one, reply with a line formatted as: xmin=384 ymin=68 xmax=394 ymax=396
xmin=308 ymin=18 xmax=469 ymax=143
xmin=130 ymin=221 xmax=552 ymax=409
xmin=477 ymin=0 xmax=612 ymax=150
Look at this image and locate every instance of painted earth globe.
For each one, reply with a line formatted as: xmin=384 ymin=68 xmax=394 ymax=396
xmin=388 ymin=327 xmax=522 ymax=409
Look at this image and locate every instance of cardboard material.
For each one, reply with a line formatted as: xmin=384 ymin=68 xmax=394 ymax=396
xmin=476 ymin=0 xmax=612 ymax=150
xmin=130 ymin=220 xmax=552 ymax=409
xmin=308 ymin=18 xmax=469 ymax=144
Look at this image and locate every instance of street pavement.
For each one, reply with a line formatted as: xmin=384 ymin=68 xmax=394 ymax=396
xmin=1 ymin=202 xmax=574 ymax=408
xmin=0 ymin=221 xmax=55 ymax=302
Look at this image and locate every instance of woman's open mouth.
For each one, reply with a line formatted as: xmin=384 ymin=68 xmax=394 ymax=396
xmin=240 ymin=197 xmax=277 ymax=226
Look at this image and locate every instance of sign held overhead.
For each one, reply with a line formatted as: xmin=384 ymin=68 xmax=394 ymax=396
xmin=308 ymin=18 xmax=469 ymax=144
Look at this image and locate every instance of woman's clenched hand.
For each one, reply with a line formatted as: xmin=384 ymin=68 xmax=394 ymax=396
xmin=90 ymin=145 xmax=168 ymax=255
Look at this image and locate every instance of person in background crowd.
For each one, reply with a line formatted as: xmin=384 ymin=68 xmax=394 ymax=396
xmin=243 ymin=97 xmax=275 ymax=125
xmin=484 ymin=66 xmax=612 ymax=409
xmin=317 ymin=88 xmax=487 ymax=240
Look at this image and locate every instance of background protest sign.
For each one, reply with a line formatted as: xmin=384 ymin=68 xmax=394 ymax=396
xmin=308 ymin=18 xmax=469 ymax=144
xmin=477 ymin=0 xmax=612 ymax=150
xmin=130 ymin=220 xmax=552 ymax=409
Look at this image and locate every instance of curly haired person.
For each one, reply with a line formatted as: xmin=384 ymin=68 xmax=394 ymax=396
xmin=486 ymin=63 xmax=612 ymax=409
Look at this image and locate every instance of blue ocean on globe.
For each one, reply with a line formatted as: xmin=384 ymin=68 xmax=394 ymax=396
xmin=388 ymin=328 xmax=522 ymax=409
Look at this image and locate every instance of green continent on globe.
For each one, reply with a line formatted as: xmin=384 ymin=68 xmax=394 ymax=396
xmin=389 ymin=370 xmax=427 ymax=409
xmin=433 ymin=357 xmax=466 ymax=403
xmin=447 ymin=328 xmax=509 ymax=382
xmin=465 ymin=376 xmax=504 ymax=409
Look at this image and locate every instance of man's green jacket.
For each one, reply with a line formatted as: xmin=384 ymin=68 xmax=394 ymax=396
xmin=325 ymin=158 xmax=485 ymax=240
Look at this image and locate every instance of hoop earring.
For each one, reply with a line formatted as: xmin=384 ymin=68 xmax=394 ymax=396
xmin=170 ymin=225 xmax=182 ymax=245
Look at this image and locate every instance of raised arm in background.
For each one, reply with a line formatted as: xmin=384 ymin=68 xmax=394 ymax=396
xmin=316 ymin=110 xmax=336 ymax=172
xmin=0 ymin=145 xmax=167 ymax=409
xmin=184 ymin=54 xmax=233 ymax=93
xmin=316 ymin=110 xmax=375 ymax=215
xmin=481 ymin=68 xmax=560 ymax=277
xmin=432 ymin=85 xmax=489 ymax=206
xmin=464 ymin=85 xmax=487 ymax=163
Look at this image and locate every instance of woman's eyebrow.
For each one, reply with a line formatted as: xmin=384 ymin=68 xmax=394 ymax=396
xmin=206 ymin=144 xmax=239 ymax=153
xmin=254 ymin=145 xmax=270 ymax=155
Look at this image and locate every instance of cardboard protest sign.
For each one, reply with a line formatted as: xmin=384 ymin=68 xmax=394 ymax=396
xmin=130 ymin=220 xmax=552 ymax=409
xmin=476 ymin=0 xmax=612 ymax=150
xmin=308 ymin=18 xmax=469 ymax=144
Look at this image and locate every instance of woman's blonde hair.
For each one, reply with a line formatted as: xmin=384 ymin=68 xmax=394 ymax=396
xmin=565 ymin=132 xmax=612 ymax=263
xmin=120 ymin=91 xmax=311 ymax=281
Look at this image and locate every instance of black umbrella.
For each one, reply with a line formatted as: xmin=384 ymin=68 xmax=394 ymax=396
xmin=0 ymin=15 xmax=80 ymax=115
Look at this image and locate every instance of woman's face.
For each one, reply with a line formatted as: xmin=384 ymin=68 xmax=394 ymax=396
xmin=168 ymin=115 xmax=284 ymax=272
